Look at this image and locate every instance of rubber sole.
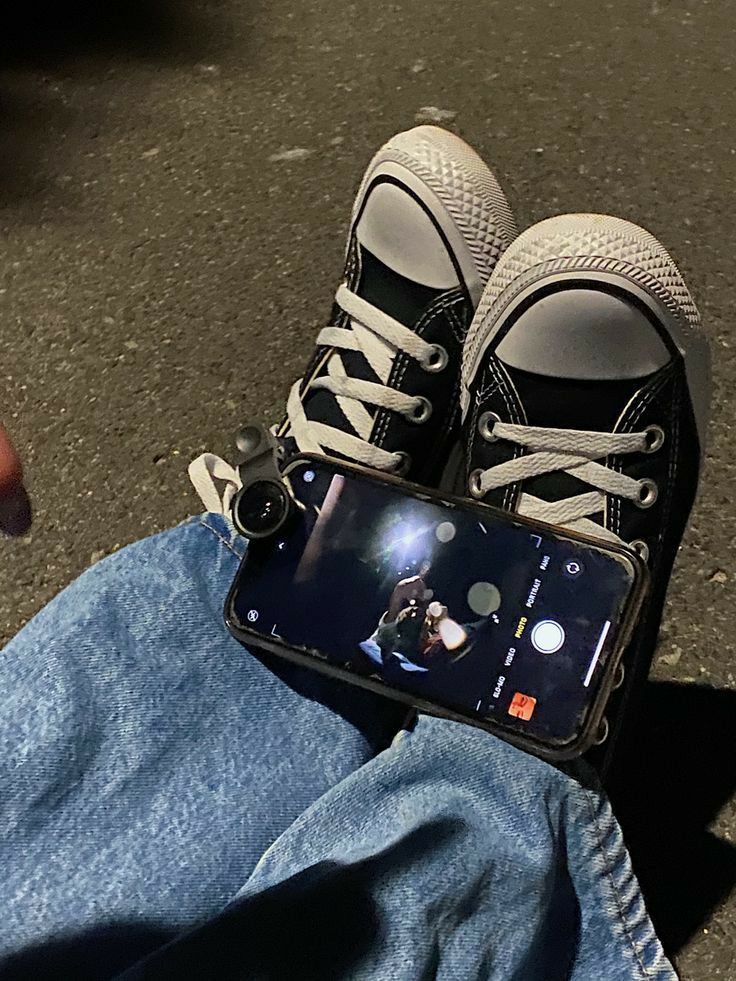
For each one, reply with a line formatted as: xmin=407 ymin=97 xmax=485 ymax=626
xmin=351 ymin=126 xmax=517 ymax=307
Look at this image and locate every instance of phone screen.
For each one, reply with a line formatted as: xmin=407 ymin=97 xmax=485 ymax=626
xmin=230 ymin=459 xmax=638 ymax=748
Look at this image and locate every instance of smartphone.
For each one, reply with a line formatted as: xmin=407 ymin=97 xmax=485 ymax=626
xmin=225 ymin=455 xmax=648 ymax=760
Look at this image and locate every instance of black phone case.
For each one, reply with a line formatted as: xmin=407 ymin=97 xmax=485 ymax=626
xmin=224 ymin=453 xmax=649 ymax=762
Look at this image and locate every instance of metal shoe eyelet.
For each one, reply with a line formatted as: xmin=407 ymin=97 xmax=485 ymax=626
xmin=594 ymin=717 xmax=610 ymax=746
xmin=407 ymin=396 xmax=433 ymax=425
xmin=630 ymin=538 xmax=650 ymax=562
xmin=422 ymin=344 xmax=449 ymax=373
xmin=468 ymin=468 xmax=485 ymax=499
xmin=635 ymin=478 xmax=658 ymax=509
xmin=392 ymin=451 xmax=412 ymax=477
xmin=643 ymin=424 xmax=666 ymax=453
xmin=612 ymin=662 xmax=626 ymax=691
xmin=478 ymin=410 xmax=501 ymax=442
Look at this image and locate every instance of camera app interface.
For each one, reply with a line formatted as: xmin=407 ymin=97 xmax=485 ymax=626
xmin=233 ymin=461 xmax=635 ymax=745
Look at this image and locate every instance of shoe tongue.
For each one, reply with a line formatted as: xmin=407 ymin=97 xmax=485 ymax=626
xmin=357 ymin=247 xmax=441 ymax=325
xmin=507 ymin=366 xmax=644 ymax=432
xmin=334 ymin=247 xmax=438 ymax=392
xmin=502 ymin=365 xmax=646 ymax=510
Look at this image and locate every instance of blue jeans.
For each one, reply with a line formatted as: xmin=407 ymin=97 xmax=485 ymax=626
xmin=0 ymin=513 xmax=675 ymax=980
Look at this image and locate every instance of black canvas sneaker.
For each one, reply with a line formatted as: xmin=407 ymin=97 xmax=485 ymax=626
xmin=276 ymin=125 xmax=517 ymax=485
xmin=190 ymin=126 xmax=516 ymax=515
xmin=460 ymin=213 xmax=712 ymax=779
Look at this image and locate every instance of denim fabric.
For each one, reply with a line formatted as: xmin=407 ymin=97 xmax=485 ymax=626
xmin=118 ymin=715 xmax=675 ymax=981
xmin=0 ymin=513 xmax=674 ymax=980
xmin=0 ymin=513 xmax=404 ymax=977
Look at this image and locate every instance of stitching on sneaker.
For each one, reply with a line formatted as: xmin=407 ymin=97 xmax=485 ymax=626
xmin=372 ymin=289 xmax=466 ymax=453
xmin=445 ymin=306 xmax=468 ymax=346
xmin=605 ymin=366 xmax=673 ymax=537
xmin=484 ymin=356 xmax=526 ymax=510
xmin=658 ymin=378 xmax=682 ymax=564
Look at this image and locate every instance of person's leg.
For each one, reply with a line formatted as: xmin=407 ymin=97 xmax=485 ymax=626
xmin=2 ymin=127 xmax=517 ymax=976
xmin=0 ymin=512 xmax=403 ymax=976
xmin=114 ymin=715 xmax=675 ymax=981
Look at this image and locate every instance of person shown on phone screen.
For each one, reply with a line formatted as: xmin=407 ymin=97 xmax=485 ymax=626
xmin=386 ymin=560 xmax=434 ymax=621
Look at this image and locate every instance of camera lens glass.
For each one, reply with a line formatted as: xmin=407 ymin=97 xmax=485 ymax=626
xmin=234 ymin=480 xmax=289 ymax=538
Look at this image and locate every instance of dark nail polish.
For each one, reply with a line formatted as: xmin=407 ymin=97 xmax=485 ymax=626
xmin=0 ymin=485 xmax=32 ymax=536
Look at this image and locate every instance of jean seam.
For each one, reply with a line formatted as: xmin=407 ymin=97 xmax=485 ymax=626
xmin=198 ymin=515 xmax=245 ymax=558
xmin=581 ymin=788 xmax=654 ymax=980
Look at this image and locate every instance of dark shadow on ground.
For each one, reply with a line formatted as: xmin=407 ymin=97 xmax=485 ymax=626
xmin=0 ymin=0 xmax=226 ymax=202
xmin=0 ymin=0 xmax=214 ymax=67
xmin=610 ymin=681 xmax=736 ymax=954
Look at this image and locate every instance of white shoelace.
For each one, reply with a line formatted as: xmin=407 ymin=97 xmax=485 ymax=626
xmin=188 ymin=283 xmax=443 ymax=515
xmin=189 ymin=408 xmax=655 ymax=548
xmin=473 ymin=420 xmax=655 ymax=545
xmin=188 ymin=452 xmax=243 ymax=516
xmin=285 ymin=283 xmax=442 ymax=471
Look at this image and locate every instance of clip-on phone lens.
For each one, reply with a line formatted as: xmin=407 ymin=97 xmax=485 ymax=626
xmin=233 ymin=479 xmax=290 ymax=540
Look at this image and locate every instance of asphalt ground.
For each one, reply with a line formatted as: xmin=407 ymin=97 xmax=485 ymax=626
xmin=0 ymin=0 xmax=734 ymax=976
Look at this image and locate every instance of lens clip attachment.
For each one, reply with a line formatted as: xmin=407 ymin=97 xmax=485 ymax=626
xmin=230 ymin=424 xmax=293 ymax=540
